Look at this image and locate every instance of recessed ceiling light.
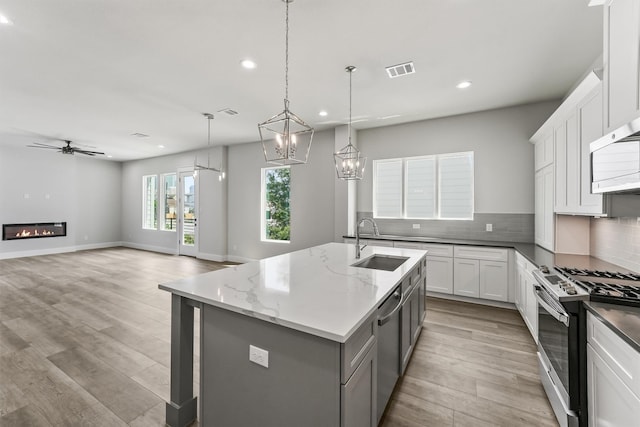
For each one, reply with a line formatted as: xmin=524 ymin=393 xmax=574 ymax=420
xmin=107 ymin=155 xmax=113 ymax=158
xmin=0 ymin=14 xmax=13 ymax=25
xmin=456 ymin=80 xmax=472 ymax=89
xmin=241 ymin=59 xmax=257 ymax=69
xmin=319 ymin=110 xmax=328 ymax=117
xmin=158 ymin=145 xmax=165 ymax=149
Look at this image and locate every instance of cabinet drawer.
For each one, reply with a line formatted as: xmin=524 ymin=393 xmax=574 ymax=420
xmin=587 ymin=312 xmax=640 ymax=398
xmin=341 ymin=312 xmax=377 ymax=383
xmin=454 ymin=246 xmax=508 ymax=262
xmin=393 ymin=241 xmax=424 ymax=250
xmin=422 ymin=244 xmax=453 ymax=257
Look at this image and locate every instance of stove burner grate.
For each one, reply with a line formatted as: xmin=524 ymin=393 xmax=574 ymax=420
xmin=554 ymin=266 xmax=640 ymax=281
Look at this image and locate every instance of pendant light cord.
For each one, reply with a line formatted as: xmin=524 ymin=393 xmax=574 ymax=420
xmin=348 ymin=68 xmax=352 ymax=137
xmin=284 ymin=0 xmax=289 ymax=103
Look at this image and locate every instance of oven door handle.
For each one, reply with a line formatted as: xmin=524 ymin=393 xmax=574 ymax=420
xmin=534 ymin=286 xmax=570 ymax=327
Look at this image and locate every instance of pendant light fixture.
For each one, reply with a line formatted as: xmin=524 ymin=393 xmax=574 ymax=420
xmin=258 ymin=0 xmax=314 ymax=165
xmin=334 ymin=66 xmax=366 ymax=180
xmin=194 ymin=113 xmax=226 ymax=181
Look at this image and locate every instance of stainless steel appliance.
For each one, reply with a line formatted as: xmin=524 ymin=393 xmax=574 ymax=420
xmin=376 ymin=286 xmax=403 ymax=422
xmin=533 ymin=265 xmax=640 ymax=427
xmin=590 ymin=115 xmax=640 ymax=194
xmin=532 ymin=267 xmax=589 ymax=427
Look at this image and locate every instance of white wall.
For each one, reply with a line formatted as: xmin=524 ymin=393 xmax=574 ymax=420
xmin=357 ymin=101 xmax=559 ymax=214
xmin=0 ymin=145 xmax=122 ymax=258
xmin=120 ymin=147 xmax=227 ymax=258
xmin=227 ymin=130 xmax=336 ymax=261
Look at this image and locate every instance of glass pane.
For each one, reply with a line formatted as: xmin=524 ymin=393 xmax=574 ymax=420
xmin=182 ymin=175 xmax=195 ymax=246
xmin=406 ymin=157 xmax=436 ymax=218
xmin=142 ymin=175 xmax=158 ymax=229
xmin=163 ymin=174 xmax=177 ymax=231
xmin=374 ymin=160 xmax=403 ymax=218
xmin=264 ymin=167 xmax=290 ymax=241
xmin=439 ymin=152 xmax=474 ymax=219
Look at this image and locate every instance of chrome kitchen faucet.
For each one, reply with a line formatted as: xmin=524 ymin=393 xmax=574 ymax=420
xmin=355 ymin=217 xmax=380 ymax=259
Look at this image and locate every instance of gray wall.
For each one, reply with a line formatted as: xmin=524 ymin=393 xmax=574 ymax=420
xmin=0 ymin=145 xmax=122 ymax=257
xmin=120 ymin=147 xmax=227 ymax=259
xmin=227 ymin=130 xmax=336 ymax=261
xmin=354 ymin=101 xmax=559 ymax=242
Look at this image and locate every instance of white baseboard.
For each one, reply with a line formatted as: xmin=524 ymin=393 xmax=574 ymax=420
xmin=226 ymin=254 xmax=256 ymax=264
xmin=197 ymin=252 xmax=227 ymax=263
xmin=121 ymin=242 xmax=178 ymax=255
xmin=0 ymin=241 xmax=123 ymax=260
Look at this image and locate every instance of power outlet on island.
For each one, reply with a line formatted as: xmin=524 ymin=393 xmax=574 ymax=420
xmin=412 ymin=224 xmax=420 ymax=229
xmin=249 ymin=345 xmax=269 ymax=368
xmin=486 ymin=224 xmax=493 ymax=232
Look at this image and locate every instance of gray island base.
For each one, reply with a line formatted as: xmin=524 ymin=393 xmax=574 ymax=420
xmin=159 ymin=242 xmax=427 ymax=427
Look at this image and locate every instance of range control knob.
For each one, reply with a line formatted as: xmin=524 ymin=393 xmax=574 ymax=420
xmin=566 ymin=287 xmax=577 ymax=295
xmin=540 ymin=265 xmax=550 ymax=274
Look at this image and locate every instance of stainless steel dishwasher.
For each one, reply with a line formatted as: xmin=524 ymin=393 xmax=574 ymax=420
xmin=376 ymin=285 xmax=403 ymax=422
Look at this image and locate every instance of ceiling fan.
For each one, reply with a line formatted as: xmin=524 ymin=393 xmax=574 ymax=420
xmin=27 ymin=140 xmax=105 ymax=156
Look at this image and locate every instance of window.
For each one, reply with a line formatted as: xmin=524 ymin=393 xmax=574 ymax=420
xmin=142 ymin=175 xmax=158 ymax=229
xmin=261 ymin=166 xmax=290 ymax=242
xmin=161 ymin=173 xmax=177 ymax=231
xmin=373 ymin=152 xmax=474 ymax=220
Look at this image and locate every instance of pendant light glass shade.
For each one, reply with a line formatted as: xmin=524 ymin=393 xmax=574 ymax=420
xmin=334 ymin=66 xmax=366 ymax=180
xmin=259 ymin=0 xmax=314 ymax=166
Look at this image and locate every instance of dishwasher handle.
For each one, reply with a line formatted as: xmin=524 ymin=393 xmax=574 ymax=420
xmin=378 ymin=290 xmax=404 ymax=326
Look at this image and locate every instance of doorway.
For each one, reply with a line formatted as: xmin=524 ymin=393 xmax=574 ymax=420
xmin=178 ymin=171 xmax=197 ymax=256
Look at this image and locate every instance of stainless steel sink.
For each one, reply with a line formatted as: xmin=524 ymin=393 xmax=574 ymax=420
xmin=351 ymin=254 xmax=410 ymax=271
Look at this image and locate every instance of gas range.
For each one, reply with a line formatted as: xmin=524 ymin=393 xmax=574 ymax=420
xmin=553 ymin=265 xmax=640 ymax=308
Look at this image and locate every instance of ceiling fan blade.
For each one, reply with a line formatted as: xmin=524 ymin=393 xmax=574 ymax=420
xmin=26 ymin=144 xmax=60 ymax=150
xmin=76 ymin=149 xmax=105 ymax=156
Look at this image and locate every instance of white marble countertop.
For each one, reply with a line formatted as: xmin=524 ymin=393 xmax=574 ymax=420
xmin=159 ymin=242 xmax=427 ymax=343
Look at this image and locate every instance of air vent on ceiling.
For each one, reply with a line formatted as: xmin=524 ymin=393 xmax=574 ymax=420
xmin=131 ymin=132 xmax=150 ymax=138
xmin=385 ymin=62 xmax=415 ymax=79
xmin=217 ymin=108 xmax=239 ymax=116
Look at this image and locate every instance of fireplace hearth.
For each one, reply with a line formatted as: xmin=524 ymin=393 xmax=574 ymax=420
xmin=2 ymin=222 xmax=67 ymax=241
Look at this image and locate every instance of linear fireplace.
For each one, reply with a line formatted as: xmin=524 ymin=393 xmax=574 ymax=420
xmin=2 ymin=222 xmax=67 ymax=241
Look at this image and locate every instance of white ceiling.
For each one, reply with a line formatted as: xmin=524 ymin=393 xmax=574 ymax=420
xmin=0 ymin=0 xmax=602 ymax=161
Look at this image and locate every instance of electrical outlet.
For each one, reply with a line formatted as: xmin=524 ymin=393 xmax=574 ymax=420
xmin=486 ymin=224 xmax=493 ymax=232
xmin=249 ymin=345 xmax=269 ymax=368
xmin=412 ymin=224 xmax=420 ymax=229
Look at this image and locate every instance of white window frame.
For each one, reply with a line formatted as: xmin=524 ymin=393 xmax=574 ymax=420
xmin=373 ymin=152 xmax=474 ymax=220
xmin=261 ymin=166 xmax=291 ymax=243
xmin=161 ymin=173 xmax=177 ymax=232
xmin=142 ymin=174 xmax=158 ymax=230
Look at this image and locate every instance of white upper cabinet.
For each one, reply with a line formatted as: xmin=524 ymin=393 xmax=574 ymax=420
xmin=535 ymin=133 xmax=555 ymax=171
xmin=603 ymin=0 xmax=640 ymax=132
xmin=577 ymin=84 xmax=606 ymax=215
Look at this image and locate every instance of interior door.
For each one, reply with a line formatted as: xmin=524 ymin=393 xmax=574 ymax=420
xmin=179 ymin=171 xmax=197 ymax=256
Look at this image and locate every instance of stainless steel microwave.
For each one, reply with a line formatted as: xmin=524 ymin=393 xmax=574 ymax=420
xmin=591 ymin=116 xmax=640 ymax=194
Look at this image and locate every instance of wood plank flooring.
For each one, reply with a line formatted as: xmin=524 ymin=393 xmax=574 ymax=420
xmin=0 ymin=248 xmax=558 ymax=426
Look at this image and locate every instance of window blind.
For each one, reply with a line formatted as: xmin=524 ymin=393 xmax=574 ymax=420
xmin=374 ymin=160 xmax=403 ymax=218
xmin=405 ymin=157 xmax=436 ymax=218
xmin=439 ymin=153 xmax=474 ymax=219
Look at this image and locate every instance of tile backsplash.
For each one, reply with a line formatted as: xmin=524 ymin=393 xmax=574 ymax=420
xmin=356 ymin=212 xmax=534 ymax=243
xmin=590 ymin=217 xmax=640 ymax=273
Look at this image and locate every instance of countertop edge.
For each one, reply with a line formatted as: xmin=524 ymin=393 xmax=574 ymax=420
xmin=584 ymin=301 xmax=640 ymax=353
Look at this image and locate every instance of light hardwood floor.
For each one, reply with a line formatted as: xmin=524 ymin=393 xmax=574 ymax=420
xmin=0 ymin=247 xmax=558 ymax=426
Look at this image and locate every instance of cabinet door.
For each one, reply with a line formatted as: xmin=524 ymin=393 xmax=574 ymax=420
xmin=479 ymin=260 xmax=508 ymax=302
xmin=410 ymin=284 xmax=422 ymax=344
xmin=587 ymin=344 xmax=640 ymax=427
xmin=341 ymin=344 xmax=377 ymax=427
xmin=426 ymin=256 xmax=454 ymax=294
xmin=577 ymin=85 xmax=605 ymax=215
xmin=524 ymin=270 xmax=538 ymax=343
xmin=555 ymin=121 xmax=568 ymax=211
xmin=453 ymin=258 xmax=479 ymax=298
xmin=603 ymin=0 xmax=640 ymax=132
xmin=400 ymin=286 xmax=417 ymax=374
xmin=535 ymin=166 xmax=555 ymax=251
xmin=535 ymin=134 xmax=554 ymax=170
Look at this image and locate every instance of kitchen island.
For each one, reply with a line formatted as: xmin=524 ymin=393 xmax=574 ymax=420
xmin=159 ymin=242 xmax=427 ymax=427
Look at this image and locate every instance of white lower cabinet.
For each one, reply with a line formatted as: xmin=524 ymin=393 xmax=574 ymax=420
xmin=453 ymin=258 xmax=480 ymax=298
xmin=515 ymin=252 xmax=538 ymax=343
xmin=587 ymin=312 xmax=640 ymax=427
xmin=453 ymin=246 xmax=509 ymax=302
xmin=426 ymin=256 xmax=454 ymax=294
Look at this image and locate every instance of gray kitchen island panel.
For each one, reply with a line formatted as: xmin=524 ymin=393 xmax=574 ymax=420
xmin=201 ymin=303 xmax=342 ymax=427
